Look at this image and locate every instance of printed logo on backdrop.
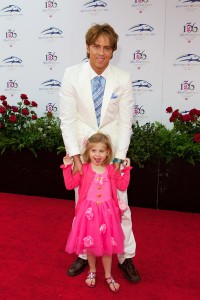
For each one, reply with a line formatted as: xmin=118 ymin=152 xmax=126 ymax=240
xmin=39 ymin=79 xmax=61 ymax=94
xmin=130 ymin=50 xmax=150 ymax=69
xmin=39 ymin=27 xmax=63 ymax=42
xmin=173 ymin=53 xmax=200 ymax=70
xmin=177 ymin=80 xmax=197 ymax=100
xmin=3 ymin=29 xmax=20 ymax=47
xmin=0 ymin=5 xmax=22 ymax=19
xmin=43 ymin=51 xmax=59 ymax=70
xmin=132 ymin=80 xmax=153 ymax=96
xmin=133 ymin=104 xmax=146 ymax=122
xmin=46 ymin=102 xmax=58 ymax=113
xmin=126 ymin=24 xmax=155 ymax=40
xmin=81 ymin=0 xmax=108 ymax=15
xmin=131 ymin=0 xmax=152 ymax=13
xmin=43 ymin=1 xmax=60 ymax=18
xmin=180 ymin=22 xmax=200 ymax=43
xmin=176 ymin=0 xmax=200 ymax=11
xmin=3 ymin=79 xmax=21 ymax=96
xmin=0 ymin=56 xmax=23 ymax=70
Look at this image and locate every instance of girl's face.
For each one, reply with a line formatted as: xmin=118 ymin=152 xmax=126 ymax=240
xmin=89 ymin=142 xmax=109 ymax=166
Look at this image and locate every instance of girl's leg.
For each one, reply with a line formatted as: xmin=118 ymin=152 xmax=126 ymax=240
xmin=85 ymin=254 xmax=96 ymax=287
xmin=102 ymin=255 xmax=120 ymax=292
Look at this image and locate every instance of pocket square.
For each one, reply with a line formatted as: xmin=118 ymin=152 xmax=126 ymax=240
xmin=111 ymin=93 xmax=118 ymax=99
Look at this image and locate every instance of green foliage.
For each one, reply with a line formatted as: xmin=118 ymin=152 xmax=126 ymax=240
xmin=128 ymin=121 xmax=200 ymax=167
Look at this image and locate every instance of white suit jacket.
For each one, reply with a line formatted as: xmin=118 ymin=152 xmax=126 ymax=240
xmin=59 ymin=62 xmax=134 ymax=159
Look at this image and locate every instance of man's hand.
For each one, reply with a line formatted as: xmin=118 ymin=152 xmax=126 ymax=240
xmin=72 ymin=154 xmax=82 ymax=175
xmin=113 ymin=161 xmax=121 ymax=171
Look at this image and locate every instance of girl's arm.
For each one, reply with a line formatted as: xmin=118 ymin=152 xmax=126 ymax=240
xmin=60 ymin=163 xmax=81 ymax=190
xmin=113 ymin=158 xmax=132 ymax=191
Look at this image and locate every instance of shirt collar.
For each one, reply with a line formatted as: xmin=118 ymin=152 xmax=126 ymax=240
xmin=89 ymin=64 xmax=109 ymax=80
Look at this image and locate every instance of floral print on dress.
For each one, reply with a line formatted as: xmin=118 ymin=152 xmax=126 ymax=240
xmin=85 ymin=207 xmax=94 ymax=220
xmin=95 ymin=173 xmax=103 ymax=185
xmin=111 ymin=237 xmax=117 ymax=246
xmin=100 ymin=224 xmax=106 ymax=234
xmin=83 ymin=236 xmax=94 ymax=247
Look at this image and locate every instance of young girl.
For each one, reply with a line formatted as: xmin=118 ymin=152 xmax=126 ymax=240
xmin=61 ymin=133 xmax=132 ymax=293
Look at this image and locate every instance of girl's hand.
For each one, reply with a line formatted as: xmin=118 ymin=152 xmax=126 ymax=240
xmin=122 ymin=158 xmax=130 ymax=167
xmin=63 ymin=154 xmax=73 ymax=166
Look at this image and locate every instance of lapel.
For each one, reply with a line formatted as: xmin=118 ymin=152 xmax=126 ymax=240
xmin=79 ymin=63 xmax=98 ymax=128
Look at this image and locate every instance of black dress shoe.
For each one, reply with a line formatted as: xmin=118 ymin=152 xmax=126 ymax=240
xmin=67 ymin=257 xmax=88 ymax=276
xmin=118 ymin=258 xmax=141 ymax=283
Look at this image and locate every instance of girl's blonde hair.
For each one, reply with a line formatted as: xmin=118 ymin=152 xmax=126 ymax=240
xmin=82 ymin=132 xmax=113 ymax=165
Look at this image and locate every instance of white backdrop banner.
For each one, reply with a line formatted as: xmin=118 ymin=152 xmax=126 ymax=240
xmin=0 ymin=0 xmax=200 ymax=128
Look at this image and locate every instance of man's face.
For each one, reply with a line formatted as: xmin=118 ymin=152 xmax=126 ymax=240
xmin=87 ymin=34 xmax=113 ymax=75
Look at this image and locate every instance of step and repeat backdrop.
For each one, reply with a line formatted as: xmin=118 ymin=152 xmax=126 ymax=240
xmin=0 ymin=0 xmax=200 ymax=127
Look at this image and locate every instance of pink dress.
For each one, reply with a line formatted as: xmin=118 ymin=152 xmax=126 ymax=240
xmin=65 ymin=168 xmax=124 ymax=256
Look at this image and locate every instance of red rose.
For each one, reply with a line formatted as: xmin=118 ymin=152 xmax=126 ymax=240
xmin=0 ymin=123 xmax=3 ymax=128
xmin=2 ymin=100 xmax=8 ymax=107
xmin=21 ymin=108 xmax=29 ymax=116
xmin=20 ymin=94 xmax=28 ymax=100
xmin=194 ymin=133 xmax=200 ymax=143
xmin=182 ymin=114 xmax=191 ymax=122
xmin=9 ymin=115 xmax=17 ymax=123
xmin=169 ymin=115 xmax=176 ymax=122
xmin=0 ymin=106 xmax=6 ymax=114
xmin=31 ymin=101 xmax=38 ymax=107
xmin=24 ymin=99 xmax=30 ymax=105
xmin=12 ymin=106 xmax=19 ymax=113
xmin=172 ymin=109 xmax=180 ymax=118
xmin=190 ymin=108 xmax=198 ymax=115
xmin=0 ymin=95 xmax=7 ymax=101
xmin=166 ymin=106 xmax=173 ymax=113
xmin=31 ymin=114 xmax=37 ymax=120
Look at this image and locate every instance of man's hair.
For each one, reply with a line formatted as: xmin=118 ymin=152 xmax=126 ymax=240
xmin=85 ymin=23 xmax=119 ymax=58
xmin=82 ymin=132 xmax=113 ymax=165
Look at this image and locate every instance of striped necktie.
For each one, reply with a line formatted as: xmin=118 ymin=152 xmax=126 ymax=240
xmin=91 ymin=76 xmax=106 ymax=127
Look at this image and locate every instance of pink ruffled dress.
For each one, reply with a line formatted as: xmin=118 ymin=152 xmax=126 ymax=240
xmin=65 ymin=168 xmax=124 ymax=256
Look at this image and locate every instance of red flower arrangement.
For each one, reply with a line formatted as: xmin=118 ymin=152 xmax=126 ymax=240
xmin=166 ymin=106 xmax=200 ymax=143
xmin=0 ymin=94 xmax=38 ymax=134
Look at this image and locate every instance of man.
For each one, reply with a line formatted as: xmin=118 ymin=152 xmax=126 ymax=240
xmin=59 ymin=23 xmax=140 ymax=283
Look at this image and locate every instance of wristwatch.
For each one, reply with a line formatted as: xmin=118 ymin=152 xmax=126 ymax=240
xmin=113 ymin=158 xmax=122 ymax=164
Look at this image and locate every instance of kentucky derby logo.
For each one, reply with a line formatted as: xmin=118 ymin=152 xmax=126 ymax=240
xmin=0 ymin=56 xmax=23 ymax=69
xmin=130 ymin=50 xmax=150 ymax=69
xmin=43 ymin=1 xmax=60 ymax=17
xmin=126 ymin=24 xmax=155 ymax=39
xmin=131 ymin=0 xmax=152 ymax=13
xmin=4 ymin=79 xmax=21 ymax=95
xmin=43 ymin=51 xmax=59 ymax=70
xmin=81 ymin=0 xmax=108 ymax=14
xmin=180 ymin=22 xmax=200 ymax=43
xmin=4 ymin=29 xmax=20 ymax=46
xmin=177 ymin=80 xmax=197 ymax=100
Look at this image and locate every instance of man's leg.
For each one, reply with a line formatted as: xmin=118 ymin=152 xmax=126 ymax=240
xmin=67 ymin=187 xmax=88 ymax=276
xmin=117 ymin=190 xmax=141 ymax=283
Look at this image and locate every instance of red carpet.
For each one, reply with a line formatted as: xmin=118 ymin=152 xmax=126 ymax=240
xmin=0 ymin=193 xmax=199 ymax=300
